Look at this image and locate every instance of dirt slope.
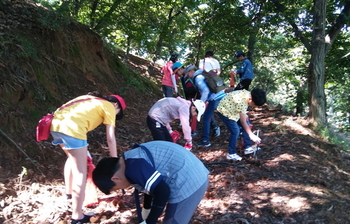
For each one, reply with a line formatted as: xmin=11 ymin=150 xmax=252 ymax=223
xmin=1 ymin=1 xmax=350 ymax=224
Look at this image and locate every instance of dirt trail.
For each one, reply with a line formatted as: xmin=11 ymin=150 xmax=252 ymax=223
xmin=2 ymin=106 xmax=350 ymax=224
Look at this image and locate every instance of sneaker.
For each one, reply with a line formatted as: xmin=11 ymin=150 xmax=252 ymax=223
xmin=71 ymin=214 xmax=93 ymax=224
xmin=226 ymin=153 xmax=242 ymax=161
xmin=244 ymin=146 xmax=257 ymax=155
xmin=213 ymin=127 xmax=220 ymax=138
xmin=184 ymin=142 xmax=192 ymax=150
xmin=196 ymin=140 xmax=211 ymax=147
xmin=191 ymin=132 xmax=198 ymax=137
xmin=66 ymin=193 xmax=72 ymax=200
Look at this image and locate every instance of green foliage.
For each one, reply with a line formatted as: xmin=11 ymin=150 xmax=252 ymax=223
xmin=38 ymin=0 xmax=350 ymax=137
xmin=318 ymin=125 xmax=350 ymax=152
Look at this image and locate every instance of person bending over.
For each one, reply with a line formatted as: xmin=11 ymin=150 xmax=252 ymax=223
xmin=147 ymin=97 xmax=206 ymax=150
xmin=217 ymin=88 xmax=266 ymax=161
xmin=92 ymin=141 xmax=209 ymax=224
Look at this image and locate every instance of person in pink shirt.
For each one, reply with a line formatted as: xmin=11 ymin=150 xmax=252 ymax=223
xmin=146 ymin=97 xmax=205 ymax=150
xmin=161 ymin=53 xmax=179 ymax=97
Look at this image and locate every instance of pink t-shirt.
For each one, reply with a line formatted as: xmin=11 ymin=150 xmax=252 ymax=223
xmin=161 ymin=62 xmax=174 ymax=87
xmin=148 ymin=97 xmax=192 ymax=142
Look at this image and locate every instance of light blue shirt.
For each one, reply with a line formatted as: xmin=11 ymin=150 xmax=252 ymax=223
xmin=124 ymin=141 xmax=209 ymax=203
xmin=192 ymin=70 xmax=226 ymax=102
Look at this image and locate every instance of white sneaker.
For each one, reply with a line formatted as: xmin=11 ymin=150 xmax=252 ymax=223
xmin=226 ymin=153 xmax=242 ymax=161
xmin=244 ymin=146 xmax=256 ymax=155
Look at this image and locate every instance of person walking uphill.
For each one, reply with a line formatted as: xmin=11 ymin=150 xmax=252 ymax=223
xmin=198 ymin=50 xmax=221 ymax=75
xmin=50 ymin=91 xmax=126 ymax=224
xmin=217 ymin=88 xmax=266 ymax=161
xmin=232 ymin=51 xmax=254 ymax=90
xmin=184 ymin=65 xmax=225 ymax=147
xmin=147 ymin=97 xmax=206 ymax=150
xmin=92 ymin=141 xmax=210 ymax=224
xmin=161 ymin=53 xmax=179 ymax=97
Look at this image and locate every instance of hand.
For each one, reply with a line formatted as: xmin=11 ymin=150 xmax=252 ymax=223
xmin=139 ymin=221 xmax=147 ymax=224
xmin=141 ymin=208 xmax=151 ymax=220
xmin=184 ymin=141 xmax=192 ymax=150
xmin=249 ymin=133 xmax=261 ymax=144
xmin=170 ymin=130 xmax=181 ymax=143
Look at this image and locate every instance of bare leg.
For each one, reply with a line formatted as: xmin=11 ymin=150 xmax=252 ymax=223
xmin=63 ymin=146 xmax=88 ymax=220
xmin=63 ymin=148 xmax=73 ymax=196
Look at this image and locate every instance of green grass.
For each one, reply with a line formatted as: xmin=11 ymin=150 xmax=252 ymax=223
xmin=319 ymin=125 xmax=350 ymax=152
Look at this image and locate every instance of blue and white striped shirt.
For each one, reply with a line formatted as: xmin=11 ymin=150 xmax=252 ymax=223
xmin=123 ymin=141 xmax=209 ymax=203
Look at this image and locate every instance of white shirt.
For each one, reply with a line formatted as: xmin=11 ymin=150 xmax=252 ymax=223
xmin=198 ymin=57 xmax=221 ymax=73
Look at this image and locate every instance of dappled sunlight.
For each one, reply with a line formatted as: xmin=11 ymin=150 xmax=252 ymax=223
xmin=252 ymin=180 xmax=328 ymax=214
xmin=196 ymin=173 xmax=333 ymax=221
xmin=264 ymin=153 xmax=295 ymax=167
xmin=270 ymin=194 xmax=310 ymax=211
xmin=283 ymin=117 xmax=315 ymax=136
xmin=195 ymin=148 xmax=227 ymax=162
xmin=271 ymin=153 xmax=295 ymax=162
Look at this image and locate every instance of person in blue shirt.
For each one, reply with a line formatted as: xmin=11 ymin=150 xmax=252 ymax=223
xmin=92 ymin=141 xmax=209 ymax=224
xmin=232 ymin=51 xmax=254 ymax=91
xmin=184 ymin=65 xmax=226 ymax=147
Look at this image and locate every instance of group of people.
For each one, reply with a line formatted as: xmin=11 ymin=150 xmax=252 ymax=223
xmin=46 ymin=50 xmax=266 ymax=224
xmin=159 ymin=50 xmax=266 ymax=160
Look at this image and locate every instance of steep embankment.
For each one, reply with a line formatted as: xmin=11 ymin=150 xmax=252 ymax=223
xmin=2 ymin=1 xmax=350 ymax=224
xmin=0 ymin=0 xmax=162 ymax=179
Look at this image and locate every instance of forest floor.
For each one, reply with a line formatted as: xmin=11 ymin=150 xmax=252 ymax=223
xmin=2 ymin=98 xmax=350 ymax=224
xmin=1 ymin=3 xmax=350 ymax=221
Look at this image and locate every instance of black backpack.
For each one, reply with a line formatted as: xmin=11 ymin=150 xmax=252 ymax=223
xmin=194 ymin=70 xmax=226 ymax=93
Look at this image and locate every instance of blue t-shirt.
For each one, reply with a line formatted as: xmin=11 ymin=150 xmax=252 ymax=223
xmin=123 ymin=141 xmax=209 ymax=203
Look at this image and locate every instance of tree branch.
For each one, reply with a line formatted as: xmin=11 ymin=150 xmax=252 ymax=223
xmin=326 ymin=0 xmax=350 ymax=53
xmin=270 ymin=0 xmax=312 ymax=52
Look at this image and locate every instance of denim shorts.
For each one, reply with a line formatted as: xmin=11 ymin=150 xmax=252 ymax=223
xmin=51 ymin=131 xmax=88 ymax=150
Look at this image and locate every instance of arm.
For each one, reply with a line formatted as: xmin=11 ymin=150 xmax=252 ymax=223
xmin=239 ymin=113 xmax=253 ymax=136
xmin=198 ymin=59 xmax=204 ymax=70
xmin=105 ymin=124 xmax=117 ymax=157
xmin=145 ymin=180 xmax=170 ymax=224
xmin=143 ymin=194 xmax=152 ymax=209
xmin=195 ymin=75 xmax=210 ymax=102
xmin=171 ymin=73 xmax=178 ymax=94
xmin=239 ymin=113 xmax=261 ymax=143
xmin=179 ymin=106 xmax=192 ymax=142
xmin=236 ymin=60 xmax=247 ymax=75
xmin=165 ymin=123 xmax=172 ymax=133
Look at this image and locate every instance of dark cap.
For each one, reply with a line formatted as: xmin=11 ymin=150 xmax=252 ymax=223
xmin=234 ymin=51 xmax=245 ymax=58
xmin=205 ymin=51 xmax=214 ymax=57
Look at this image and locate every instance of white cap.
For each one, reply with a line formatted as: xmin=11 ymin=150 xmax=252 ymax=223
xmin=192 ymin=100 xmax=206 ymax=122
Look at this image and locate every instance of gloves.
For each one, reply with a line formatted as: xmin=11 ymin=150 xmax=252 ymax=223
xmin=141 ymin=208 xmax=151 ymax=220
xmin=249 ymin=133 xmax=261 ymax=144
xmin=170 ymin=130 xmax=181 ymax=143
xmin=139 ymin=221 xmax=147 ymax=224
xmin=184 ymin=141 xmax=192 ymax=150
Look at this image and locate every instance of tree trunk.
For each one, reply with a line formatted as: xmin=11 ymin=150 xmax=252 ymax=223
xmin=125 ymin=36 xmax=131 ymax=63
xmin=296 ymin=82 xmax=307 ymax=115
xmin=308 ymin=0 xmax=327 ymax=128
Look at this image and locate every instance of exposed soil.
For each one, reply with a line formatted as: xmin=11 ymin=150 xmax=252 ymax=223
xmin=1 ymin=1 xmax=350 ymax=224
xmin=2 ymin=106 xmax=350 ymax=224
